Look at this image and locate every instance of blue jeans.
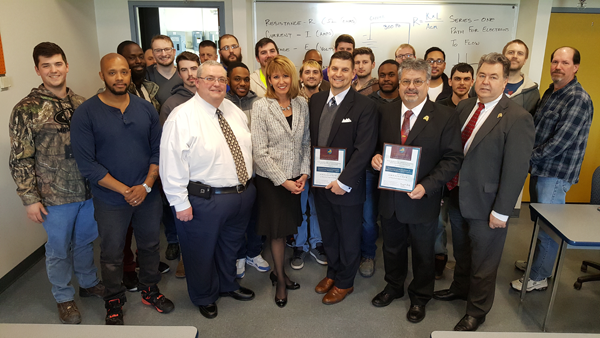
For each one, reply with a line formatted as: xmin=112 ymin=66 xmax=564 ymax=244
xmin=435 ymin=196 xmax=450 ymax=255
xmin=361 ymin=169 xmax=379 ymax=259
xmin=294 ymin=188 xmax=322 ymax=252
xmin=42 ymin=199 xmax=100 ymax=303
xmin=529 ymin=176 xmax=572 ymax=281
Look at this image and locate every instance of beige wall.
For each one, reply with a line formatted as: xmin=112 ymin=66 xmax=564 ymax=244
xmin=0 ymin=0 xmax=100 ymax=278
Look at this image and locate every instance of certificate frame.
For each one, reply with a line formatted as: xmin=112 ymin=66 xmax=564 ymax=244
xmin=312 ymin=147 xmax=346 ymax=188
xmin=378 ymin=143 xmax=421 ymax=192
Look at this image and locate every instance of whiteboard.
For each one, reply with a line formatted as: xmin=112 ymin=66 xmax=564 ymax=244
xmin=254 ymin=2 xmax=518 ymax=73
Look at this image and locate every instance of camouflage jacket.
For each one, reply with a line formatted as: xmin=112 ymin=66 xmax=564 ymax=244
xmin=9 ymin=85 xmax=91 ymax=206
xmin=128 ymin=80 xmax=161 ymax=112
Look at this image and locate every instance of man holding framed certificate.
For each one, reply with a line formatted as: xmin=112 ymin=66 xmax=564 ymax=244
xmin=371 ymin=58 xmax=463 ymax=323
xmin=309 ymin=51 xmax=378 ymax=305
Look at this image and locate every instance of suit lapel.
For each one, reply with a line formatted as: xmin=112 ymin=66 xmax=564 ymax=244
xmin=390 ymin=102 xmax=403 ymax=145
xmin=268 ymin=99 xmax=293 ymax=135
xmin=468 ymin=96 xmax=508 ymax=154
xmin=459 ymin=99 xmax=477 ymax=126
xmin=326 ymin=88 xmax=355 ymax=146
xmin=405 ymin=100 xmax=433 ymax=145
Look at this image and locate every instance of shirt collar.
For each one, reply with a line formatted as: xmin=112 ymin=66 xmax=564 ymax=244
xmin=194 ymin=92 xmax=225 ymax=115
xmin=476 ymin=93 xmax=502 ymax=110
xmin=401 ymin=98 xmax=427 ymax=118
xmin=327 ymin=86 xmax=351 ymax=106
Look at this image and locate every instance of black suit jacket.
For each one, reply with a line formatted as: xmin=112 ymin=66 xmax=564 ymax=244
xmin=377 ymin=100 xmax=463 ymax=224
xmin=455 ymin=95 xmax=535 ymax=219
xmin=309 ymin=87 xmax=378 ymax=206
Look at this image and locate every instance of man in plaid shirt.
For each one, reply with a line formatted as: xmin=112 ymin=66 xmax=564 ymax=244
xmin=511 ymin=46 xmax=593 ymax=292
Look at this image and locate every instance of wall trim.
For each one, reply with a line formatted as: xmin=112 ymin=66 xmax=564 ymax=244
xmin=0 ymin=244 xmax=45 ymax=295
xmin=552 ymin=7 xmax=600 ymax=13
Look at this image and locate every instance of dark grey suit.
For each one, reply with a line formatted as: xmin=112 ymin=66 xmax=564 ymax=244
xmin=447 ymin=95 xmax=534 ymax=317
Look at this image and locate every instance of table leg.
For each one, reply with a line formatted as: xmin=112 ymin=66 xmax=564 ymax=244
xmin=521 ymin=218 xmax=540 ymax=301
xmin=542 ymin=239 xmax=566 ymax=332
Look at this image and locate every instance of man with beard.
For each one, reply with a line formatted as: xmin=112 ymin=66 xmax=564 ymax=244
xmin=250 ymin=38 xmax=279 ymax=97
xmin=433 ymin=62 xmax=474 ymax=280
xmin=224 ymin=62 xmax=271 ymax=278
xmin=218 ymin=34 xmax=243 ymax=70
xmin=511 ymin=46 xmax=593 ymax=293
xmin=437 ymin=63 xmax=474 ymax=109
xmin=371 ymin=58 xmax=463 ymax=323
xmin=352 ymin=47 xmax=379 ymax=96
xmin=147 ymin=35 xmax=183 ymax=105
xmin=502 ymin=39 xmax=540 ymax=114
xmin=71 ymin=54 xmax=174 ymax=325
xmin=356 ymin=59 xmax=402 ymax=278
xmin=368 ymin=59 xmax=401 ymax=105
xmin=298 ymin=58 xmax=330 ymax=101
xmin=160 ymin=51 xmax=200 ymax=124
xmin=118 ymin=41 xmax=160 ymax=112
xmin=424 ymin=47 xmax=452 ymax=102
xmin=9 ymin=42 xmax=104 ymax=325
xmin=199 ymin=40 xmax=219 ymax=63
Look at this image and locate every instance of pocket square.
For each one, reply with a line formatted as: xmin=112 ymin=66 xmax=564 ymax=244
xmin=342 ymin=118 xmax=352 ymax=123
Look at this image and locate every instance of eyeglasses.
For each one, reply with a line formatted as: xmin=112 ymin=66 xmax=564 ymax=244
xmin=153 ymin=47 xmax=174 ymax=54
xmin=400 ymin=79 xmax=426 ymax=87
xmin=199 ymin=76 xmax=228 ymax=84
xmin=395 ymin=53 xmax=414 ymax=60
xmin=220 ymin=44 xmax=239 ymax=52
xmin=426 ymin=59 xmax=445 ymax=65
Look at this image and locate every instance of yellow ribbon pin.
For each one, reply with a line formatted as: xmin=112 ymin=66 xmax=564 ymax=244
xmin=423 ymin=116 xmax=429 ymax=121
xmin=497 ymin=113 xmax=503 ymax=118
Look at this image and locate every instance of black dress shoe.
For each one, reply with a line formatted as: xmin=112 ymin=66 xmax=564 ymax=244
xmin=199 ymin=303 xmax=218 ymax=319
xmin=454 ymin=314 xmax=485 ymax=331
xmin=275 ymin=296 xmax=287 ymax=308
xmin=371 ymin=290 xmax=403 ymax=307
xmin=407 ymin=304 xmax=426 ymax=323
xmin=433 ymin=289 xmax=467 ymax=301
xmin=220 ymin=286 xmax=255 ymax=301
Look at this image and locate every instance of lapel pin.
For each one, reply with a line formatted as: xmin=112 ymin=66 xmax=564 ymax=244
xmin=423 ymin=116 xmax=429 ymax=121
xmin=497 ymin=113 xmax=503 ymax=118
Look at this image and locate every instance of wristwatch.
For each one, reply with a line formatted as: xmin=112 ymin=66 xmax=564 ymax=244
xmin=142 ymin=183 xmax=152 ymax=193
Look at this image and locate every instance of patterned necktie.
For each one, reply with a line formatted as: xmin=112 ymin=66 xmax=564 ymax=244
xmin=446 ymin=102 xmax=486 ymax=191
xmin=401 ymin=110 xmax=413 ymax=145
xmin=330 ymin=97 xmax=337 ymax=107
xmin=216 ymin=109 xmax=249 ymax=185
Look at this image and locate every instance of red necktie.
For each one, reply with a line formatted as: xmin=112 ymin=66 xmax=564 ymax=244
xmin=401 ymin=110 xmax=413 ymax=145
xmin=446 ymin=102 xmax=485 ymax=191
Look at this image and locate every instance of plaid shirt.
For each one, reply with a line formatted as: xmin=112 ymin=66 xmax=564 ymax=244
xmin=530 ymin=77 xmax=593 ymax=184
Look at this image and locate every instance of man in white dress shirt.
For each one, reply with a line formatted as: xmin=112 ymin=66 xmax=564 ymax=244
xmin=160 ymin=60 xmax=256 ymax=319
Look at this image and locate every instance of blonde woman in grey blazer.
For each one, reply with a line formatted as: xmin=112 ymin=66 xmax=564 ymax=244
xmin=251 ymin=55 xmax=311 ymax=308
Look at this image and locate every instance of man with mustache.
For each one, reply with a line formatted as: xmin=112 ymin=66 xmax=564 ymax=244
xmin=424 ymin=47 xmax=452 ymax=102
xmin=250 ymin=38 xmax=279 ymax=97
xmin=352 ymin=47 xmax=379 ymax=96
xmin=371 ymin=58 xmax=463 ymax=323
xmin=502 ymin=39 xmax=540 ymax=114
xmin=71 ymin=53 xmax=174 ymax=325
xmin=147 ymin=35 xmax=182 ymax=105
xmin=511 ymin=46 xmax=593 ymax=293
xmin=433 ymin=53 xmax=534 ymax=331
xmin=199 ymin=40 xmax=219 ymax=64
xmin=433 ymin=62 xmax=474 ymax=279
xmin=225 ymin=62 xmax=271 ymax=278
xmin=118 ymin=41 xmax=160 ymax=112
xmin=368 ymin=59 xmax=401 ymax=105
xmin=218 ymin=34 xmax=243 ymax=70
xmin=298 ymin=57 xmax=330 ymax=101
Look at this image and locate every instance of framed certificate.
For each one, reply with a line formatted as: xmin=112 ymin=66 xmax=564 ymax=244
xmin=312 ymin=147 xmax=346 ymax=188
xmin=378 ymin=143 xmax=421 ymax=192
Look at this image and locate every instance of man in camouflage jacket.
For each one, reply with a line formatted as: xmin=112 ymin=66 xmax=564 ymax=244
xmin=8 ymin=42 xmax=104 ymax=325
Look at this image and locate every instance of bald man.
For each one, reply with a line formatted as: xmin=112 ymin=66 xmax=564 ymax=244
xmin=304 ymin=49 xmax=323 ymax=67
xmin=71 ymin=53 xmax=174 ymax=325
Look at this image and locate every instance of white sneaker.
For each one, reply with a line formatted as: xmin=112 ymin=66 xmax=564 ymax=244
xmin=510 ymin=277 xmax=548 ymax=292
xmin=246 ymin=254 xmax=271 ymax=272
xmin=236 ymin=258 xmax=246 ymax=279
xmin=515 ymin=260 xmax=527 ymax=272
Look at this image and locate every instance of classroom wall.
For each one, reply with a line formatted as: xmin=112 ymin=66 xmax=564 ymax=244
xmin=0 ymin=0 xmax=101 ymax=279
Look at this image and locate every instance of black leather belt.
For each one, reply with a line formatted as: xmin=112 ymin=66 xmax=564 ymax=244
xmin=213 ymin=183 xmax=247 ymax=194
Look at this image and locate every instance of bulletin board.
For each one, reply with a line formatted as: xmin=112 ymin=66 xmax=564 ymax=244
xmin=0 ymin=33 xmax=5 ymax=75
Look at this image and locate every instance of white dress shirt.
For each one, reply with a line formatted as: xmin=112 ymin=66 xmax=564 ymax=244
xmin=401 ymin=98 xmax=428 ymax=130
xmin=160 ymin=93 xmax=253 ymax=212
xmin=460 ymin=93 xmax=508 ymax=222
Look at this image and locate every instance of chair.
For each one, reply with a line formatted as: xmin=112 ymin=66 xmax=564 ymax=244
xmin=574 ymin=166 xmax=600 ymax=290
